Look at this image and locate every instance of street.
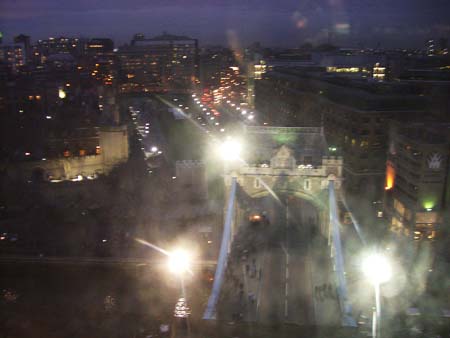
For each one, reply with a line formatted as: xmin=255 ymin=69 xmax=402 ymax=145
xmin=221 ymin=194 xmax=340 ymax=326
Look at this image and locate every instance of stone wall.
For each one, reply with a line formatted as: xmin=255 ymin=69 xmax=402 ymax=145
xmin=6 ymin=125 xmax=129 ymax=182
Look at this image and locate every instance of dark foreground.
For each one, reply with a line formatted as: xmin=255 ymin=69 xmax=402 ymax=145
xmin=0 ymin=262 xmax=359 ymax=338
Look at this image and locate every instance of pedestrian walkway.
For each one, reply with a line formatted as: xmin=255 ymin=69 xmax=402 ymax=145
xmin=310 ymin=236 xmax=341 ymax=326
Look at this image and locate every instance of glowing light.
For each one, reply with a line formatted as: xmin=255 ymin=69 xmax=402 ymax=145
xmin=151 ymin=146 xmax=158 ymax=152
xmin=58 ymin=89 xmax=66 ymax=99
xmin=385 ymin=164 xmax=395 ymax=190
xmin=219 ymin=138 xmax=242 ymax=161
xmin=168 ymin=249 xmax=192 ymax=274
xmin=423 ymin=200 xmax=435 ymax=210
xmin=362 ymin=253 xmax=392 ymax=285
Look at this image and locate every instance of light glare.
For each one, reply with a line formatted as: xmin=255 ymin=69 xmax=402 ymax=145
xmin=220 ymin=138 xmax=242 ymax=161
xmin=168 ymin=249 xmax=192 ymax=274
xmin=362 ymin=253 xmax=392 ymax=285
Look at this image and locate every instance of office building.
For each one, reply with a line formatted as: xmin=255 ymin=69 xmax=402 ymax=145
xmin=384 ymin=122 xmax=449 ymax=241
xmin=117 ymin=33 xmax=198 ymax=93
xmin=0 ymin=45 xmax=25 ymax=72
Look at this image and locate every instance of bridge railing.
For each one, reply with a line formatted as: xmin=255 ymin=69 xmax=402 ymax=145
xmin=328 ymin=180 xmax=357 ymax=327
xmin=203 ymin=177 xmax=237 ymax=320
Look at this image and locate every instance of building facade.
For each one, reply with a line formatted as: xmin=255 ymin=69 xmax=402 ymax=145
xmin=6 ymin=125 xmax=129 ymax=182
xmin=255 ymin=68 xmax=428 ymax=199
xmin=383 ymin=123 xmax=449 ymax=241
xmin=117 ymin=33 xmax=198 ymax=93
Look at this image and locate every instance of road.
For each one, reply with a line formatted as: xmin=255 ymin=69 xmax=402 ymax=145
xmin=0 ymin=254 xmax=217 ymax=267
xmin=254 ymin=195 xmax=316 ymax=325
xmin=223 ymin=195 xmax=318 ymax=325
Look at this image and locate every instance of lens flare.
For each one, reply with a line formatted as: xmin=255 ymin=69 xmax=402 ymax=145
xmin=220 ymin=138 xmax=242 ymax=161
xmin=168 ymin=249 xmax=192 ymax=274
xmin=362 ymin=253 xmax=392 ymax=285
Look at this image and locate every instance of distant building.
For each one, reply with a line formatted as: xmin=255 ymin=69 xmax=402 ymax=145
xmin=383 ymin=122 xmax=450 ymax=241
xmin=199 ymin=47 xmax=234 ymax=89
xmin=13 ymin=34 xmax=31 ymax=64
xmin=0 ymin=45 xmax=25 ymax=72
xmin=36 ymin=37 xmax=85 ymax=60
xmin=85 ymin=38 xmax=114 ymax=56
xmin=117 ymin=33 xmax=198 ymax=93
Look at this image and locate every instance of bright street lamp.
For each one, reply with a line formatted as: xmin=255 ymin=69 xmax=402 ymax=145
xmin=168 ymin=249 xmax=192 ymax=275
xmin=362 ymin=252 xmax=392 ymax=338
xmin=58 ymin=88 xmax=66 ymax=99
xmin=362 ymin=253 xmax=392 ymax=285
xmin=219 ymin=138 xmax=242 ymax=161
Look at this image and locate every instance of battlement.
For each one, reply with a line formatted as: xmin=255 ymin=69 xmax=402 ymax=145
xmin=175 ymin=160 xmax=205 ymax=168
xmin=245 ymin=125 xmax=322 ymax=135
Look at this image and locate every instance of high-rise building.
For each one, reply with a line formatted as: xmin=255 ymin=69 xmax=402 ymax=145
xmin=85 ymin=38 xmax=114 ymax=56
xmin=36 ymin=37 xmax=85 ymax=59
xmin=0 ymin=45 xmax=25 ymax=72
xmin=199 ymin=47 xmax=234 ymax=90
xmin=13 ymin=34 xmax=31 ymax=64
xmin=117 ymin=33 xmax=198 ymax=93
xmin=383 ymin=122 xmax=449 ymax=241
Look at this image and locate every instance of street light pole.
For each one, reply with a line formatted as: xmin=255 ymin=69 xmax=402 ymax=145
xmin=374 ymin=281 xmax=381 ymax=338
xmin=362 ymin=252 xmax=392 ymax=338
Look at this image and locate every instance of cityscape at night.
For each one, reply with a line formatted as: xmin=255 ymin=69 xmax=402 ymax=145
xmin=0 ymin=1 xmax=449 ymax=337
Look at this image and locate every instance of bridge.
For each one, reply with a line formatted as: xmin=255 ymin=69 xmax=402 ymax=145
xmin=0 ymin=255 xmax=218 ymax=268
xmin=203 ymin=126 xmax=357 ymax=327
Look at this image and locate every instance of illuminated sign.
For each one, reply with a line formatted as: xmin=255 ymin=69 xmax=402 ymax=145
xmin=427 ymin=153 xmax=442 ymax=170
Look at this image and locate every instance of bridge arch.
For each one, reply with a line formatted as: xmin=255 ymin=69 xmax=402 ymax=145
xmin=238 ymin=186 xmax=329 ymax=237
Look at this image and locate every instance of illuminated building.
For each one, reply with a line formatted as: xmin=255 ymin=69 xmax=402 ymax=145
xmin=13 ymin=34 xmax=31 ymax=64
xmin=383 ymin=122 xmax=449 ymax=241
xmin=199 ymin=47 xmax=234 ymax=89
xmin=255 ymin=67 xmax=427 ymax=199
xmin=373 ymin=62 xmax=386 ymax=81
xmin=85 ymin=38 xmax=114 ymax=55
xmin=117 ymin=33 xmax=198 ymax=93
xmin=6 ymin=125 xmax=129 ymax=182
xmin=36 ymin=37 xmax=85 ymax=59
xmin=0 ymin=45 xmax=25 ymax=72
xmin=426 ymin=39 xmax=435 ymax=56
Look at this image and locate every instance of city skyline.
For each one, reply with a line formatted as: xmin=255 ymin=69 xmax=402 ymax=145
xmin=1 ymin=2 xmax=449 ymax=336
xmin=1 ymin=0 xmax=450 ymax=48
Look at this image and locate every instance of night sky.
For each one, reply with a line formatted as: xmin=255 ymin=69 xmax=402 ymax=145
xmin=1 ymin=0 xmax=449 ymax=48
